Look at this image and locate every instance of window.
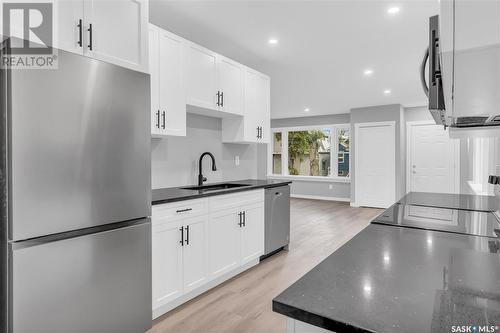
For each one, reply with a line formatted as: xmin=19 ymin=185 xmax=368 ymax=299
xmin=272 ymin=132 xmax=282 ymax=175
xmin=269 ymin=124 xmax=350 ymax=181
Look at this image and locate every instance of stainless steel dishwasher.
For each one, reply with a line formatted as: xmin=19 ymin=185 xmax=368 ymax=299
xmin=262 ymin=185 xmax=290 ymax=258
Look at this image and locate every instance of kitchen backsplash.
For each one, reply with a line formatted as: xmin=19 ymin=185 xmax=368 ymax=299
xmin=151 ymin=113 xmax=259 ymax=189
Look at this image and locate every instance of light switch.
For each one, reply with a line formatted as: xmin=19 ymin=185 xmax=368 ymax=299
xmin=235 ymin=155 xmax=240 ymax=166
xmin=329 ymin=184 xmax=333 ymax=190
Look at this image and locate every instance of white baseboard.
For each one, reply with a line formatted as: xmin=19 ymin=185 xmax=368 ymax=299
xmin=350 ymin=202 xmax=360 ymax=207
xmin=153 ymin=258 xmax=260 ymax=319
xmin=291 ymin=194 xmax=350 ymax=202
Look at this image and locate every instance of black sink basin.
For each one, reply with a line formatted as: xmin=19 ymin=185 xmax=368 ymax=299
xmin=181 ymin=183 xmax=250 ymax=192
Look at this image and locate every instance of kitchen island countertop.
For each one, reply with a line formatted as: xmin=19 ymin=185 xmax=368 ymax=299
xmin=273 ymin=224 xmax=500 ymax=333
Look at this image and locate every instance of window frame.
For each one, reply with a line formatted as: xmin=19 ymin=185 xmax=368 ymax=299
xmin=267 ymin=124 xmax=351 ymax=183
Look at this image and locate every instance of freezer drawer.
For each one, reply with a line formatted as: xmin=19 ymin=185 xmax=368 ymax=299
xmin=264 ymin=185 xmax=290 ymax=255
xmin=9 ymin=220 xmax=151 ymax=333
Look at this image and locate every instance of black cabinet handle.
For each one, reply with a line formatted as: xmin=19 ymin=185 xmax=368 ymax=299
xmin=242 ymin=211 xmax=246 ymax=227
xmin=256 ymin=127 xmax=260 ymax=139
xmin=238 ymin=212 xmax=243 ymax=227
xmin=162 ymin=111 xmax=166 ymax=129
xmin=186 ymin=225 xmax=190 ymax=245
xmin=216 ymin=91 xmax=220 ymax=106
xmin=156 ymin=110 xmax=160 ymax=129
xmin=260 ymin=127 xmax=263 ymax=139
xmin=87 ymin=23 xmax=93 ymax=50
xmin=176 ymin=208 xmax=193 ymax=213
xmin=221 ymin=91 xmax=224 ymax=107
xmin=179 ymin=226 xmax=184 ymax=246
xmin=77 ymin=19 xmax=83 ymax=47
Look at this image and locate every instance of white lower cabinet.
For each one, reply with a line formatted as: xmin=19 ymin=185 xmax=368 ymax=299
xmin=240 ymin=202 xmax=265 ymax=265
xmin=182 ymin=217 xmax=208 ymax=293
xmin=152 ymin=219 xmax=183 ymax=309
xmin=152 ymin=190 xmax=264 ymax=318
xmin=208 ymin=209 xmax=241 ymax=278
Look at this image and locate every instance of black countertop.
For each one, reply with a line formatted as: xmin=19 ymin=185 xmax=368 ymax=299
xmin=152 ymin=179 xmax=292 ymax=205
xmin=272 ymin=224 xmax=500 ymax=333
xmin=373 ymin=203 xmax=500 ymax=239
xmin=399 ymin=192 xmax=498 ymax=212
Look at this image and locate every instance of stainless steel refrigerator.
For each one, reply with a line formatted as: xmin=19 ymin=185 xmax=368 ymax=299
xmin=0 ymin=37 xmax=152 ymax=333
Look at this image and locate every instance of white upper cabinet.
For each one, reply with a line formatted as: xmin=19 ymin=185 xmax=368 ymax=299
xmin=222 ymin=69 xmax=270 ymax=144
xmin=148 ymin=27 xmax=270 ymax=142
xmin=186 ymin=43 xmax=219 ymax=111
xmin=83 ymin=0 xmax=148 ymax=72
xmin=149 ymin=24 xmax=186 ymax=137
xmin=217 ymin=57 xmax=244 ymax=115
xmin=53 ymin=0 xmax=85 ymax=55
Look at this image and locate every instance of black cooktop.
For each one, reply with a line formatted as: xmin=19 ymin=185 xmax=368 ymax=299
xmin=373 ymin=203 xmax=500 ymax=239
xmin=398 ymin=192 xmax=498 ymax=212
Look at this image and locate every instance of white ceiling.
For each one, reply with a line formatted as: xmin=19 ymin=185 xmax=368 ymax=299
xmin=150 ymin=0 xmax=438 ymax=119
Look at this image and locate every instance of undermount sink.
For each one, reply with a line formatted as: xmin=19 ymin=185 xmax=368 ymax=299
xmin=181 ymin=183 xmax=250 ymax=192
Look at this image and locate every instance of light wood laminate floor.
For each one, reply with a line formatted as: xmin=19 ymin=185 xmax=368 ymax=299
xmin=149 ymin=198 xmax=382 ymax=333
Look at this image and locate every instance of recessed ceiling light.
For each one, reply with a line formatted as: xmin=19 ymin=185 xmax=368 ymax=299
xmin=387 ymin=6 xmax=400 ymax=14
xmin=363 ymin=69 xmax=374 ymax=76
xmin=268 ymin=38 xmax=278 ymax=45
xmin=304 ymin=108 xmax=310 ymax=112
xmin=384 ymin=89 xmax=392 ymax=95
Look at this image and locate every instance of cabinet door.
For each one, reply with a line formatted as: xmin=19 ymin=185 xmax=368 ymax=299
xmin=183 ymin=216 xmax=208 ymax=293
xmin=148 ymin=25 xmax=161 ymax=135
xmin=208 ymin=209 xmax=241 ymax=278
xmin=243 ymin=69 xmax=260 ymax=143
xmin=218 ymin=57 xmax=243 ymax=115
xmin=83 ymin=0 xmax=148 ymax=72
xmin=256 ymin=74 xmax=271 ymax=143
xmin=158 ymin=30 xmax=186 ymax=136
xmin=152 ymin=219 xmax=183 ymax=309
xmin=186 ymin=43 xmax=218 ymax=110
xmin=240 ymin=202 xmax=264 ymax=265
xmin=53 ymin=0 xmax=85 ymax=55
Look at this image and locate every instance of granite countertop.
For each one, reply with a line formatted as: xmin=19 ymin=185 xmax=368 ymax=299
xmin=273 ymin=224 xmax=500 ymax=333
xmin=152 ymin=179 xmax=292 ymax=205
xmin=399 ymin=192 xmax=499 ymax=212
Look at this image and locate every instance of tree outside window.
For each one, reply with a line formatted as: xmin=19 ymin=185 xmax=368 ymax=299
xmin=287 ymin=130 xmax=331 ymax=176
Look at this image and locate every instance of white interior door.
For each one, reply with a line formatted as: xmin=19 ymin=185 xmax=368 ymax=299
xmin=355 ymin=122 xmax=396 ymax=208
xmin=407 ymin=122 xmax=459 ymax=194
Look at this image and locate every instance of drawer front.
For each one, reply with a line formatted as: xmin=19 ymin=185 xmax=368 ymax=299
xmin=152 ymin=198 xmax=208 ymax=222
xmin=209 ymin=189 xmax=264 ymax=212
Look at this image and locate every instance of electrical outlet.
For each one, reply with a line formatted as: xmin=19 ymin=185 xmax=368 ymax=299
xmin=329 ymin=184 xmax=333 ymax=190
xmin=235 ymin=155 xmax=240 ymax=166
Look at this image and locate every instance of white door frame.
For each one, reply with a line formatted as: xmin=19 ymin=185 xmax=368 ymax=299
xmin=354 ymin=121 xmax=396 ymax=208
xmin=406 ymin=120 xmax=460 ymax=194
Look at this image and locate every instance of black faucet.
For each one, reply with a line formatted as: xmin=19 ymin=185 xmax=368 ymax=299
xmin=198 ymin=152 xmax=217 ymax=186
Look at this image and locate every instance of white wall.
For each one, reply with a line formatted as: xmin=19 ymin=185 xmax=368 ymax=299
xmin=152 ymin=113 xmax=259 ymax=189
